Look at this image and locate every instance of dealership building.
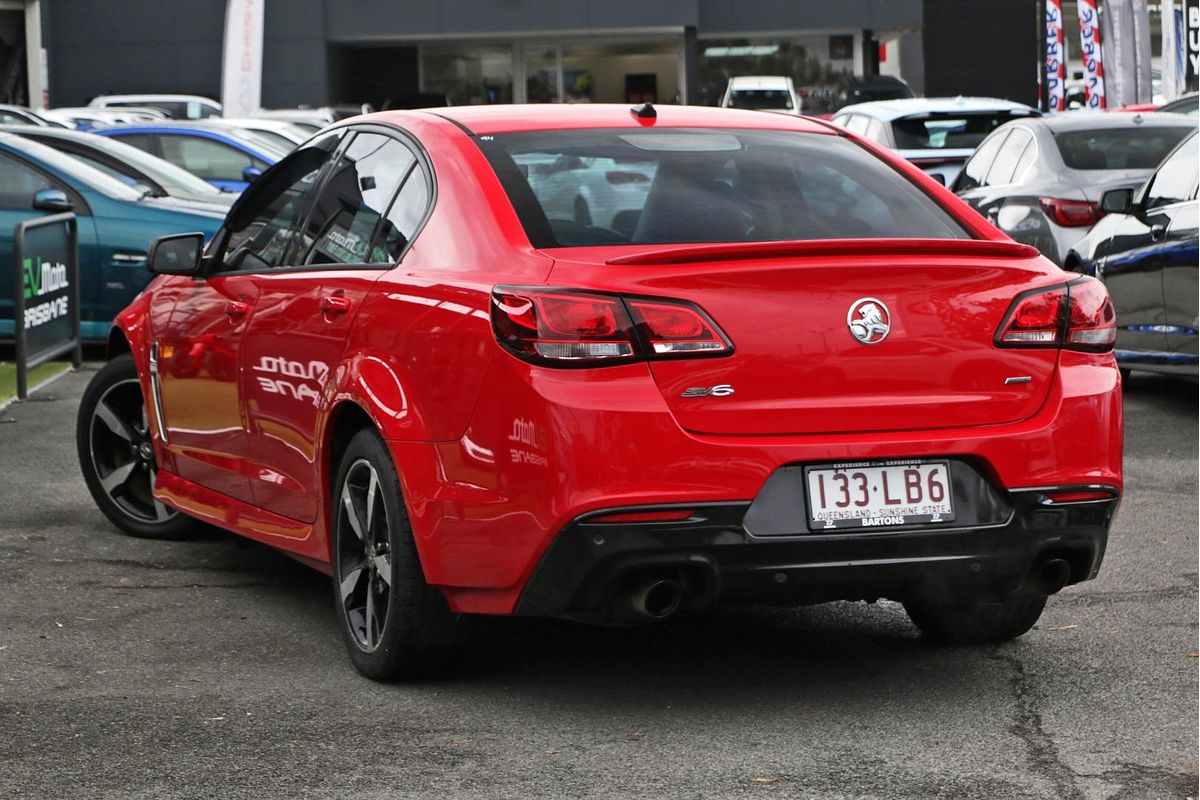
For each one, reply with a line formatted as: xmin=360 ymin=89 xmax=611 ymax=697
xmin=2 ymin=1 xmax=1037 ymax=111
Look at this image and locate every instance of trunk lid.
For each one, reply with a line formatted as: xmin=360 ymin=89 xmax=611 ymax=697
xmin=548 ymin=239 xmax=1063 ymax=436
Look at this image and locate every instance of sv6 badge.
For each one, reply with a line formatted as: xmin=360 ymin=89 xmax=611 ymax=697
xmin=681 ymin=384 xmax=735 ymax=398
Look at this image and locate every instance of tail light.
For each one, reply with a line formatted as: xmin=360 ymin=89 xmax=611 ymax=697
xmin=605 ymin=170 xmax=649 ymax=185
xmin=492 ymin=287 xmax=732 ymax=366
xmin=1039 ymin=197 xmax=1103 ymax=227
xmin=996 ymin=277 xmax=1115 ymax=352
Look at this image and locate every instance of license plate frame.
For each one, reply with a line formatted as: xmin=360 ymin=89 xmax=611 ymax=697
xmin=803 ymin=459 xmax=956 ymax=531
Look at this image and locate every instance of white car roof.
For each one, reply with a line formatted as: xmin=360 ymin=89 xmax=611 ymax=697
xmin=90 ymin=94 xmax=221 ymax=109
xmin=727 ymin=76 xmax=793 ymax=90
xmin=835 ymin=97 xmax=1037 ymax=121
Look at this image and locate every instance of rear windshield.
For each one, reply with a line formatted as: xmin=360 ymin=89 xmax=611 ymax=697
xmin=727 ymin=90 xmax=794 ymax=110
xmin=476 ymin=128 xmax=968 ymax=248
xmin=1053 ymin=126 xmax=1192 ymax=170
xmin=891 ymin=113 xmax=1030 ymax=150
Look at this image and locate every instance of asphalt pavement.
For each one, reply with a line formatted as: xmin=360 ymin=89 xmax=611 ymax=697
xmin=1 ymin=366 xmax=1196 ymax=800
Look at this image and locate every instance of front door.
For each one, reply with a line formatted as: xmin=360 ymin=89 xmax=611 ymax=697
xmin=240 ymin=129 xmax=432 ymax=522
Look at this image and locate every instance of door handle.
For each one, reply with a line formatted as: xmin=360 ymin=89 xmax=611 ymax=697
xmin=1150 ymin=224 xmax=1167 ymax=242
xmin=225 ymin=299 xmax=250 ymax=319
xmin=320 ymin=293 xmax=352 ymax=315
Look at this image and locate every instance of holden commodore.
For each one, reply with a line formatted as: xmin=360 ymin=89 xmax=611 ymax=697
xmin=76 ymin=104 xmax=1123 ymax=680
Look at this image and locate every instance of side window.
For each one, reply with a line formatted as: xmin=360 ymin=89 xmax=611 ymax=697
xmin=113 ymin=133 xmax=154 ymax=154
xmin=1145 ymin=136 xmax=1199 ymax=210
xmin=373 ymin=163 xmax=431 ymax=262
xmin=0 ymin=152 xmax=55 ymax=208
xmin=956 ymin=130 xmax=1008 ymax=191
xmin=160 ymin=135 xmax=254 ymax=182
xmin=843 ymin=115 xmax=870 ymax=135
xmin=300 ymin=132 xmax=417 ymax=266
xmin=986 ymin=128 xmax=1033 ymax=185
xmin=220 ymin=132 xmax=343 ymax=272
xmin=1010 ymin=136 xmax=1039 ymax=185
xmin=865 ymin=118 xmax=889 ymax=145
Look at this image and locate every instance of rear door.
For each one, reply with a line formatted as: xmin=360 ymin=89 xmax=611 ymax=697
xmin=240 ymin=127 xmax=433 ymax=522
xmin=1148 ymin=139 xmax=1200 ymax=358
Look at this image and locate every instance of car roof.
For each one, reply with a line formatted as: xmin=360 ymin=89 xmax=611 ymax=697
xmin=385 ymin=103 xmax=836 ymax=136
xmin=727 ymin=76 xmax=793 ymax=90
xmin=835 ymin=97 xmax=1038 ymax=120
xmin=1027 ymin=111 xmax=1198 ymax=131
xmin=91 ymin=94 xmax=220 ymax=106
xmin=99 ymin=123 xmax=288 ymax=158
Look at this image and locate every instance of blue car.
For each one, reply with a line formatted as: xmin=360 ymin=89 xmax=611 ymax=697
xmin=97 ymin=122 xmax=289 ymax=192
xmin=0 ymin=132 xmax=226 ymax=340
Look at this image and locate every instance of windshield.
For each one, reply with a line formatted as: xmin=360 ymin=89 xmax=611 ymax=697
xmin=727 ymin=90 xmax=794 ymax=111
xmin=477 ymin=128 xmax=968 ymax=249
xmin=8 ymin=135 xmax=143 ymax=200
xmin=1054 ymin=126 xmax=1193 ymax=170
xmin=892 ymin=114 xmax=1029 ymax=150
xmin=66 ymin=134 xmax=224 ymax=198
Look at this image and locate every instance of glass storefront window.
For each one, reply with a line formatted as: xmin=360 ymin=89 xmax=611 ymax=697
xmin=421 ymin=44 xmax=513 ymax=105
xmin=698 ymin=36 xmax=862 ymax=114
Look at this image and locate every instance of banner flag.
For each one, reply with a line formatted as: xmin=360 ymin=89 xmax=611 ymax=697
xmin=220 ymin=0 xmax=264 ymax=117
xmin=1101 ymin=0 xmax=1154 ymax=106
xmin=1047 ymin=0 xmax=1067 ymax=112
xmin=1078 ymin=0 xmax=1107 ymax=109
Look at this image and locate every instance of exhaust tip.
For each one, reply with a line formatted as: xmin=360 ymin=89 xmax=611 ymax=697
xmin=1035 ymin=558 xmax=1072 ymax=595
xmin=631 ymin=579 xmax=683 ymax=619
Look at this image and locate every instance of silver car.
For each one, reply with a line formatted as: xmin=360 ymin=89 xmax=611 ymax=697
xmin=954 ymin=112 xmax=1195 ymax=266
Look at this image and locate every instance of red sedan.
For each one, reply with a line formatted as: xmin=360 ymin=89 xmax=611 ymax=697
xmin=76 ymin=104 xmax=1123 ymax=680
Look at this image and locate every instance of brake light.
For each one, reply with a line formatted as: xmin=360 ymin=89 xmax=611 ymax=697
xmin=605 ymin=170 xmax=649 ymax=185
xmin=492 ymin=287 xmax=732 ymax=366
xmin=996 ymin=277 xmax=1115 ymax=352
xmin=1041 ymin=489 xmax=1117 ymax=504
xmin=1039 ymin=197 xmax=1103 ymax=227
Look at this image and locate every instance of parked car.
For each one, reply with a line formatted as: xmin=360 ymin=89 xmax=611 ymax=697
xmin=76 ymin=104 xmax=1122 ymax=680
xmin=41 ymin=106 xmax=167 ymax=131
xmin=720 ymin=76 xmax=801 ymax=114
xmin=1156 ymin=92 xmax=1198 ymax=116
xmin=5 ymin=125 xmax=236 ymax=207
xmin=253 ymin=107 xmax=339 ymax=132
xmin=953 ymin=112 xmax=1194 ymax=266
xmin=89 ymin=94 xmax=222 ymax=120
xmin=0 ymin=104 xmax=64 ymax=127
xmin=0 ymin=132 xmax=225 ymax=339
xmin=200 ymin=118 xmax=310 ymax=150
xmin=833 ymin=97 xmax=1041 ymax=186
xmin=1065 ymin=129 xmax=1197 ymax=379
xmin=97 ymin=123 xmax=290 ymax=191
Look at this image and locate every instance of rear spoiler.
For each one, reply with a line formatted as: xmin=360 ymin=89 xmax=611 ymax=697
xmin=605 ymin=238 xmax=1041 ymax=266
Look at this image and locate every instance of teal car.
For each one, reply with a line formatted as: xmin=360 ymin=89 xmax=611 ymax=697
xmin=0 ymin=132 xmax=225 ymax=339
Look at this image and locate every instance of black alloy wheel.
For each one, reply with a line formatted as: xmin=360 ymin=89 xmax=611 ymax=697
xmin=76 ymin=354 xmax=197 ymax=539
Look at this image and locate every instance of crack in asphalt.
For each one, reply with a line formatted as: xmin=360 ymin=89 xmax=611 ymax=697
xmin=992 ymin=649 xmax=1086 ymax=800
xmin=1057 ymin=582 xmax=1198 ymax=607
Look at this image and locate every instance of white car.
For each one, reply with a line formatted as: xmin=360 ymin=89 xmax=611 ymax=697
xmin=720 ymin=76 xmax=801 ymax=115
xmin=90 ymin=94 xmax=222 ymax=120
xmin=832 ymin=97 xmax=1041 ymax=186
xmin=198 ymin=118 xmax=311 ymax=150
xmin=41 ymin=106 xmax=166 ymax=130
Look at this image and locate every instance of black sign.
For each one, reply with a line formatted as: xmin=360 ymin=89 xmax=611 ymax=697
xmin=1188 ymin=0 xmax=1200 ymax=92
xmin=12 ymin=213 xmax=81 ymax=399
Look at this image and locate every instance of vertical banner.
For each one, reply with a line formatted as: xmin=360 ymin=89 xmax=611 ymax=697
xmin=1161 ymin=0 xmax=1183 ymax=99
xmin=1187 ymin=0 xmax=1200 ymax=91
xmin=220 ymin=0 xmax=264 ymax=117
xmin=1078 ymin=0 xmax=1107 ymax=109
xmin=1046 ymin=0 xmax=1067 ymax=112
xmin=1102 ymin=0 xmax=1154 ymax=106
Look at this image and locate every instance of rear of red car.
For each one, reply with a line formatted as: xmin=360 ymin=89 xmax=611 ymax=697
xmin=437 ymin=109 xmax=1122 ymax=639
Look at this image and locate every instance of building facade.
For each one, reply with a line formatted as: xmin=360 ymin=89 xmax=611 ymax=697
xmin=36 ymin=1 xmax=1040 ymax=112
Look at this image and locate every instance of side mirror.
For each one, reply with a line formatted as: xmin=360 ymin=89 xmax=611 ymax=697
xmin=32 ymin=187 xmax=73 ymax=213
xmin=1100 ymin=187 xmax=1134 ymax=215
xmin=147 ymin=232 xmax=205 ymax=276
xmin=242 ymin=165 xmax=263 ymax=184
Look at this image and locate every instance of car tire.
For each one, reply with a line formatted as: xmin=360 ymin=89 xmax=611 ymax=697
xmin=904 ymin=592 xmax=1047 ymax=644
xmin=76 ymin=354 xmax=198 ymax=539
xmin=331 ymin=428 xmax=454 ymax=680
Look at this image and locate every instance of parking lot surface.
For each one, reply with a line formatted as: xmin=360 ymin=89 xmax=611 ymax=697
xmin=1 ymin=367 xmax=1196 ymax=800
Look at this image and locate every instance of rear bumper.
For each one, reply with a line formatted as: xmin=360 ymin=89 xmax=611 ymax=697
xmin=515 ymin=488 xmax=1118 ymax=621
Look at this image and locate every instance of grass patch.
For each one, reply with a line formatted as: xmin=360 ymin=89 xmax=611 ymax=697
xmin=0 ymin=361 xmax=71 ymax=405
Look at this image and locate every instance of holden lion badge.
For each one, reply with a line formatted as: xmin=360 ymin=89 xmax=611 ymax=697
xmin=847 ymin=298 xmax=891 ymax=345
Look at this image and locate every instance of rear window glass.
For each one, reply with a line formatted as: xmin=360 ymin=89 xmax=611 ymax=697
xmin=477 ymin=128 xmax=968 ymax=248
xmin=891 ymin=114 xmax=1030 ymax=150
xmin=727 ymin=90 xmax=794 ymax=111
xmin=1053 ymin=126 xmax=1192 ymax=170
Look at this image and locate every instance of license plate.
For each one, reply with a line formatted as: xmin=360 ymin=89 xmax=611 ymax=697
xmin=805 ymin=461 xmax=954 ymax=530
